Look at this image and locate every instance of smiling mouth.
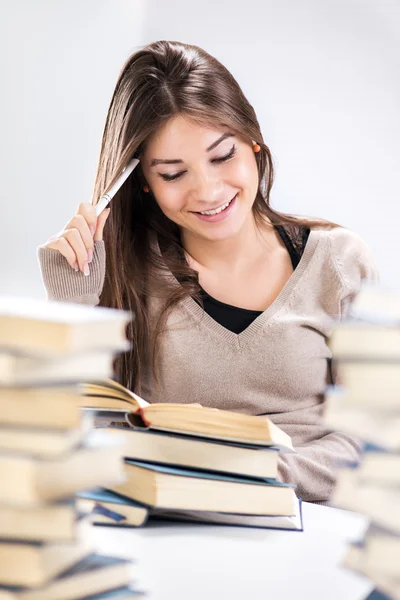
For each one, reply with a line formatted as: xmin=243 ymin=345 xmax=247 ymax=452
xmin=192 ymin=195 xmax=237 ymax=216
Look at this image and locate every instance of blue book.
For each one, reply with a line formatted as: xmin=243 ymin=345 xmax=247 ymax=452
xmin=77 ymin=489 xmax=149 ymax=527
xmin=78 ymin=488 xmax=303 ymax=531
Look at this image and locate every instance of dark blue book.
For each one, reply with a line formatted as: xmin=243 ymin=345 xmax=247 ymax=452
xmin=365 ymin=590 xmax=392 ymax=600
xmin=78 ymin=488 xmax=302 ymax=531
xmin=77 ymin=489 xmax=149 ymax=527
xmin=79 ymin=587 xmax=144 ymax=599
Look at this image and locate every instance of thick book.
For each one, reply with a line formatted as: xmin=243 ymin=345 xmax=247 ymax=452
xmin=0 ymin=387 xmax=82 ymax=429
xmin=0 ymin=554 xmax=134 ymax=600
xmin=342 ymin=543 xmax=400 ymax=600
xmin=357 ymin=451 xmax=400 ymax=486
xmin=329 ymin=321 xmax=400 ymax=359
xmin=357 ymin=525 xmax=400 ymax=579
xmin=325 ymin=383 xmax=400 ymax=413
xmin=108 ymin=460 xmax=298 ymax=516
xmin=0 ymin=501 xmax=82 ymax=542
xmin=103 ymin=426 xmax=281 ymax=479
xmin=332 ymin=469 xmax=400 ymax=534
xmin=0 ymin=537 xmax=92 ymax=587
xmin=0 ymin=351 xmax=116 ymax=386
xmin=330 ymin=361 xmax=400 ymax=405
xmin=81 ymin=379 xmax=293 ymax=450
xmin=152 ymin=499 xmax=303 ymax=531
xmin=0 ymin=413 xmax=93 ymax=458
xmin=0 ymin=432 xmax=124 ymax=505
xmin=78 ymin=488 xmax=303 ymax=531
xmin=349 ymin=284 xmax=400 ymax=323
xmin=0 ymin=296 xmax=131 ymax=356
xmin=324 ymin=401 xmax=400 ymax=451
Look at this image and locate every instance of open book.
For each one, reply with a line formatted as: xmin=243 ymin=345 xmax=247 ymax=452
xmin=80 ymin=379 xmax=293 ymax=451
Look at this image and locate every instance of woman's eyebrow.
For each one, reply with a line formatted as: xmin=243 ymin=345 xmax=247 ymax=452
xmin=150 ymin=133 xmax=235 ymax=167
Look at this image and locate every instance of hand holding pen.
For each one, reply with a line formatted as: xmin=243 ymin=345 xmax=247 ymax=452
xmin=41 ymin=158 xmax=140 ymax=276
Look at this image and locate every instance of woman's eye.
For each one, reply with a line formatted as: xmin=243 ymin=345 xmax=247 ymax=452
xmin=158 ymin=145 xmax=236 ymax=183
xmin=212 ymin=144 xmax=236 ymax=163
xmin=160 ymin=172 xmax=185 ymax=182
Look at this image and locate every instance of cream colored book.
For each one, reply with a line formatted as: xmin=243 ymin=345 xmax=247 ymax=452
xmin=0 ymin=414 xmax=93 ymax=458
xmin=329 ymin=322 xmax=400 ymax=359
xmin=0 ymin=432 xmax=124 ymax=506
xmin=324 ymin=403 xmax=400 ymax=451
xmin=357 ymin=452 xmax=400 ymax=486
xmin=0 ymin=555 xmax=135 ymax=600
xmin=0 ymin=387 xmax=82 ymax=429
xmin=363 ymin=531 xmax=400 ymax=578
xmin=81 ymin=379 xmax=293 ymax=450
xmin=334 ymin=361 xmax=400 ymax=405
xmin=0 ymin=296 xmax=131 ymax=356
xmin=342 ymin=544 xmax=400 ymax=600
xmin=109 ymin=460 xmax=297 ymax=516
xmin=332 ymin=469 xmax=400 ymax=534
xmin=0 ymin=537 xmax=92 ymax=587
xmin=325 ymin=385 xmax=400 ymax=413
xmin=350 ymin=284 xmax=400 ymax=322
xmin=0 ymin=352 xmax=116 ymax=386
xmin=0 ymin=502 xmax=77 ymax=542
xmin=105 ymin=427 xmax=280 ymax=479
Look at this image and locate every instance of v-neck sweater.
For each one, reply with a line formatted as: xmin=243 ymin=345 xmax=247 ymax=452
xmin=197 ymin=226 xmax=310 ymax=334
xmin=38 ymin=226 xmax=379 ymax=502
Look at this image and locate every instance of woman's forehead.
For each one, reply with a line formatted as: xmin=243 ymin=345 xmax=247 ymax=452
xmin=146 ymin=115 xmax=232 ymax=153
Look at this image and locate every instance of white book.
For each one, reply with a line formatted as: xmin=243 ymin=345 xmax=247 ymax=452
xmin=0 ymin=296 xmax=131 ymax=356
xmin=324 ymin=403 xmax=400 ymax=451
xmin=332 ymin=469 xmax=400 ymax=534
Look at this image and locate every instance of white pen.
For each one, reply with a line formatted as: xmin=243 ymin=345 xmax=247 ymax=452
xmin=95 ymin=157 xmax=140 ymax=216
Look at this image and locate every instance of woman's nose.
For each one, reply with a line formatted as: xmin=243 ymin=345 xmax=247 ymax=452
xmin=189 ymin=170 xmax=223 ymax=205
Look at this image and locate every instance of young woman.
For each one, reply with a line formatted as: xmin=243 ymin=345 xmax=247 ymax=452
xmin=39 ymin=40 xmax=378 ymax=503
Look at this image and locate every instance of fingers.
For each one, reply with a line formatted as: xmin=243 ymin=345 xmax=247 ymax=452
xmin=43 ymin=237 xmax=79 ymax=271
xmin=64 ymin=214 xmax=94 ymax=262
xmin=42 ymin=202 xmax=102 ymax=275
xmin=94 ymin=208 xmax=110 ymax=241
xmin=63 ymin=227 xmax=91 ymax=274
xmin=76 ymin=202 xmax=97 ymax=236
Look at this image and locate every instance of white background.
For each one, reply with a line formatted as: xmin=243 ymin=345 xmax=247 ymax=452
xmin=1 ymin=0 xmax=399 ymax=297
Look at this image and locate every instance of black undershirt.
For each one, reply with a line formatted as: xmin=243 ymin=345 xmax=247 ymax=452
xmin=198 ymin=226 xmax=310 ymax=334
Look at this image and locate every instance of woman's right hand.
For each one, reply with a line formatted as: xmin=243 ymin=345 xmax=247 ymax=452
xmin=42 ymin=203 xmax=110 ymax=276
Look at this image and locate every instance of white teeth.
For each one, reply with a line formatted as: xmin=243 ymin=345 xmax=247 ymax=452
xmin=199 ymin=197 xmax=233 ymax=216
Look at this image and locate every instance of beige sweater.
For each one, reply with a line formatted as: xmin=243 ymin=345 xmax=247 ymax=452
xmin=38 ymin=227 xmax=379 ymax=502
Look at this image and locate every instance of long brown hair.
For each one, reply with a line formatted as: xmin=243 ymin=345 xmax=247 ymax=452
xmin=92 ymin=40 xmax=334 ymax=392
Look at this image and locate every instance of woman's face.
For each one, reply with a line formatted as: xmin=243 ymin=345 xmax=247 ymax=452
xmin=141 ymin=115 xmax=259 ymax=242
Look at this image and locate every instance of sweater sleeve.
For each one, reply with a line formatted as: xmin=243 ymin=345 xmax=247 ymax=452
xmin=37 ymin=241 xmax=106 ymax=306
xmin=279 ymin=227 xmax=380 ymax=503
xmin=328 ymin=227 xmax=380 ymax=316
xmin=278 ymin=431 xmax=362 ymax=502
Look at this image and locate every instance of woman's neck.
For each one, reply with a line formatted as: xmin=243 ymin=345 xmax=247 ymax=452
xmin=181 ymin=213 xmax=277 ymax=275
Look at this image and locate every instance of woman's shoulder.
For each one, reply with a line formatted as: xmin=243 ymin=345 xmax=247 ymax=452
xmin=310 ymin=224 xmax=379 ymax=288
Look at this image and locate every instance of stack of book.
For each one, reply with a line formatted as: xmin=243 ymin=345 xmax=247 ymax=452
xmin=79 ymin=379 xmax=303 ymax=531
xmin=324 ymin=284 xmax=400 ymax=598
xmin=0 ymin=297 xmax=142 ymax=599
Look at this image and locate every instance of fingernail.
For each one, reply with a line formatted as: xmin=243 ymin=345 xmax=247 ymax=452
xmin=73 ymin=262 xmax=79 ymax=271
xmin=88 ymin=249 xmax=93 ymax=263
xmin=90 ymin=226 xmax=95 ymax=236
xmin=83 ymin=262 xmax=90 ymax=276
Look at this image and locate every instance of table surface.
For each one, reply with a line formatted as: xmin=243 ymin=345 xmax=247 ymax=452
xmin=92 ymin=502 xmax=374 ymax=600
